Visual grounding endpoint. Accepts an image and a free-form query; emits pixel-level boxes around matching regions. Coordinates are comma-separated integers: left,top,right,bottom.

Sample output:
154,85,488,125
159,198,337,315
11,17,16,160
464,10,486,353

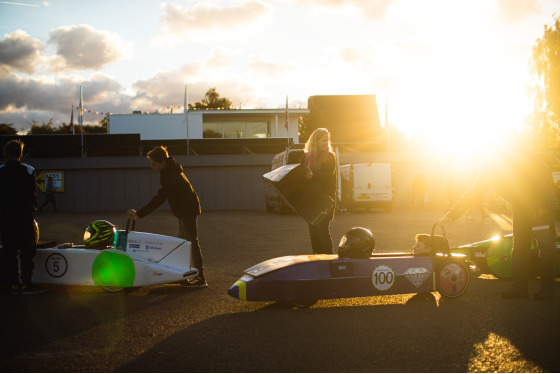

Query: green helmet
84,220,115,249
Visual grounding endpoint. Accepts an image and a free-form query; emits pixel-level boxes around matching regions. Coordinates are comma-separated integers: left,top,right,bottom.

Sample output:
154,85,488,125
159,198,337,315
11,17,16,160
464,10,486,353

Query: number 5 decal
45,253,68,278
372,265,395,291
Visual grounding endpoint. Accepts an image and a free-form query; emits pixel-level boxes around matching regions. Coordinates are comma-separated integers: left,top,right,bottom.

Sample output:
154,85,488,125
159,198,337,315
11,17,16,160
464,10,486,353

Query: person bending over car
438,139,556,300
127,146,207,287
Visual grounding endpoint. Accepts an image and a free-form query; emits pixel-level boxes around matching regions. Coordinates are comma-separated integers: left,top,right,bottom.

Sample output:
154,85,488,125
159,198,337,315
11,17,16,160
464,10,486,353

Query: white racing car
27,218,198,292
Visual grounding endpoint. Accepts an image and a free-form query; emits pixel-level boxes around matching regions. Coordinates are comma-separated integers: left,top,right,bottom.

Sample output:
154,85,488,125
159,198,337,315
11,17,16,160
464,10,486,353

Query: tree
190,88,232,110
55,123,73,134
27,119,55,134
529,14,560,148
0,123,17,135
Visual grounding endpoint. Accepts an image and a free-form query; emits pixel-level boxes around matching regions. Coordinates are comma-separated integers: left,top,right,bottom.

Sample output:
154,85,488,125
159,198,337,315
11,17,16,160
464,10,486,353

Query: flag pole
184,85,189,156
285,95,289,132
79,85,84,157
385,96,390,153
70,104,74,135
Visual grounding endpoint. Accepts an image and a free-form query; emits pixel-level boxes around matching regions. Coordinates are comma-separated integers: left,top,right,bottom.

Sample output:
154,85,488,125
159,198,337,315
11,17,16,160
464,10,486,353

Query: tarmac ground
1,206,559,372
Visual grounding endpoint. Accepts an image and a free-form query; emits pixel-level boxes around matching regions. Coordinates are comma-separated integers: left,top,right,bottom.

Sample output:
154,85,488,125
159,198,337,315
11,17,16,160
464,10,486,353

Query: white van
340,163,393,212
265,148,305,213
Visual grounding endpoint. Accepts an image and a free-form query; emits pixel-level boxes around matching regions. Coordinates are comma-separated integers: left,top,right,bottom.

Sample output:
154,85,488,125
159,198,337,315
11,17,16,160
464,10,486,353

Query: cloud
294,0,393,20
160,1,272,37
0,30,43,74
47,24,132,71
249,55,292,77
130,49,260,110
0,72,131,130
494,0,541,24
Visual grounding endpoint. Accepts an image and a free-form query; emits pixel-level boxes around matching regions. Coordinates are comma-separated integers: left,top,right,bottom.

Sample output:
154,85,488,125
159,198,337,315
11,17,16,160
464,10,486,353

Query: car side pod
228,253,470,307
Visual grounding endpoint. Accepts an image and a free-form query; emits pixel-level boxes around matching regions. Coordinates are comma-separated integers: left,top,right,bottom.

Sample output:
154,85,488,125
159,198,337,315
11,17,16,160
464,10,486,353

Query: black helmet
338,227,375,259
84,220,115,249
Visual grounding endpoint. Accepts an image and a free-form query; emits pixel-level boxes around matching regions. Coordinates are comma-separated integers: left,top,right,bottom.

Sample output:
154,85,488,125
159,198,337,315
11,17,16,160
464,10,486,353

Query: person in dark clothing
39,176,58,212
439,144,556,300
127,146,206,287
0,140,43,294
302,128,337,254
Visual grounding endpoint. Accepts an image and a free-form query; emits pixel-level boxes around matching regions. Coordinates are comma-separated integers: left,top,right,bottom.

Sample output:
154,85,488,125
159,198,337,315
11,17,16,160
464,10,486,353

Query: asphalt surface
1,207,559,372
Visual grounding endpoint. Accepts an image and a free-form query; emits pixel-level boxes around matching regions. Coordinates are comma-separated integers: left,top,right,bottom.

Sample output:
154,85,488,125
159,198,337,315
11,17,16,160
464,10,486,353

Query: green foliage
56,123,73,134
190,88,232,110
28,119,55,134
298,115,312,144
0,123,17,135
26,115,108,135
529,14,560,148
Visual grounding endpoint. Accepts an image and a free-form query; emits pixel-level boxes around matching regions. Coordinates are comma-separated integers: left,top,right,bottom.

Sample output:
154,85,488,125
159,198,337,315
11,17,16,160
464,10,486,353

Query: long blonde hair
304,128,334,169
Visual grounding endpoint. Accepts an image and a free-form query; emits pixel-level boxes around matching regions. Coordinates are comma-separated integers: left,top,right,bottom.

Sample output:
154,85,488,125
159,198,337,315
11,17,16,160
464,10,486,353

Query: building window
203,122,269,138
247,122,268,138
224,122,245,138
203,123,222,138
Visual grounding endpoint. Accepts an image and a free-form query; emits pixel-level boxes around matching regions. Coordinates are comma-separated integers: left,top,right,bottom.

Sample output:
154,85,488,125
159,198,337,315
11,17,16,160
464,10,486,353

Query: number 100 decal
372,265,395,291
45,253,68,278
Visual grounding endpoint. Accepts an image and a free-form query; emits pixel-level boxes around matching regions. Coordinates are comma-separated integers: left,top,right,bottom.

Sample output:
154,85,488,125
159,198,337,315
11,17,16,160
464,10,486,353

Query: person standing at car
0,140,43,294
127,146,206,287
438,141,556,300
302,128,337,254
39,176,58,212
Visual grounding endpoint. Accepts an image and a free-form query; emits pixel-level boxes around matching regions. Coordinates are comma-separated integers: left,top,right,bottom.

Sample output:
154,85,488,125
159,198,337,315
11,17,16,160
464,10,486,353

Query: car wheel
436,259,469,298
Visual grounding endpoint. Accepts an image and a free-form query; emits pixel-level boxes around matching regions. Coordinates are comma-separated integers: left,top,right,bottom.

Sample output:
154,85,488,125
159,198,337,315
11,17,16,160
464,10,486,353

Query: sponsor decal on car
371,265,395,291
145,241,163,251
404,267,430,288
45,253,68,278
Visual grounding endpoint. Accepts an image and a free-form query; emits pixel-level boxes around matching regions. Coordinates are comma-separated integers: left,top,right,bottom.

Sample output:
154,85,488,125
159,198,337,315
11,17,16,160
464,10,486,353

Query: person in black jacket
302,128,337,254
439,143,556,300
127,146,206,287
0,140,43,294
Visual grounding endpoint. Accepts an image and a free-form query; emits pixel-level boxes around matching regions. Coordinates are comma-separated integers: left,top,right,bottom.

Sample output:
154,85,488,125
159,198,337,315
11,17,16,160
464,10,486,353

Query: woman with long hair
302,128,337,254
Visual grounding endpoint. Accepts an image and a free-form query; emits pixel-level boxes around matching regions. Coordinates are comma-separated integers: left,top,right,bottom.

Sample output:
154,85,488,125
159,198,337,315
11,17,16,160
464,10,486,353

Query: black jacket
302,152,337,220
302,152,337,200
136,157,201,219
0,160,37,220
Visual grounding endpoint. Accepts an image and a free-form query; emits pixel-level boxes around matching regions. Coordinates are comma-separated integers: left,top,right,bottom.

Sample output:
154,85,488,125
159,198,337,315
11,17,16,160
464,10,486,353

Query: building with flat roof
109,108,308,143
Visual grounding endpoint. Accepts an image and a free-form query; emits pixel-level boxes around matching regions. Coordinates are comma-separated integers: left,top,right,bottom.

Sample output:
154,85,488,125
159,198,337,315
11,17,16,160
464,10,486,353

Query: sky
0,0,559,151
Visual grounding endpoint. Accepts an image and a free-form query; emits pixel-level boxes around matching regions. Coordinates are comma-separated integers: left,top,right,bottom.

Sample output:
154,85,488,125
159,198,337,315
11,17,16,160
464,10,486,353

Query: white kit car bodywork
30,230,198,291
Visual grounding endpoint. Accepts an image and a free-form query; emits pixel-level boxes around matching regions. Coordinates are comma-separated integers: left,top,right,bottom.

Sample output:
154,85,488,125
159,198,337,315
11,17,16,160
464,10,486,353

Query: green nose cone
92,251,135,287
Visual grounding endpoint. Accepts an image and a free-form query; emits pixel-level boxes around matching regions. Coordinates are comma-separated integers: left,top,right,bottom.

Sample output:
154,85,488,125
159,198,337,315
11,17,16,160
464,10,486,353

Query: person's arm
134,187,168,218
29,169,38,212
444,167,489,221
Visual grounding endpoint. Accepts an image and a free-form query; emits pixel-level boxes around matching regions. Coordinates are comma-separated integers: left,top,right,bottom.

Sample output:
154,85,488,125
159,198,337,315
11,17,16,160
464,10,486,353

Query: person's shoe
10,284,21,295
533,288,554,300
184,276,208,288
501,287,529,299
19,283,45,295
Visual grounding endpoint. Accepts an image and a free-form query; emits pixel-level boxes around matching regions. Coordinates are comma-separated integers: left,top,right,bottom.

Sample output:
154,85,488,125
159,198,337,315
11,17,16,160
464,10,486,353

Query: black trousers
1,214,37,285
511,205,556,290
307,215,333,254
178,216,205,278
39,192,57,212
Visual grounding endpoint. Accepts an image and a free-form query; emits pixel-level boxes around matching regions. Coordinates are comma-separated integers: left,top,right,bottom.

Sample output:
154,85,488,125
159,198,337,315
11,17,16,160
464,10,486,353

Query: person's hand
126,209,137,218
438,216,452,228
304,167,313,181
